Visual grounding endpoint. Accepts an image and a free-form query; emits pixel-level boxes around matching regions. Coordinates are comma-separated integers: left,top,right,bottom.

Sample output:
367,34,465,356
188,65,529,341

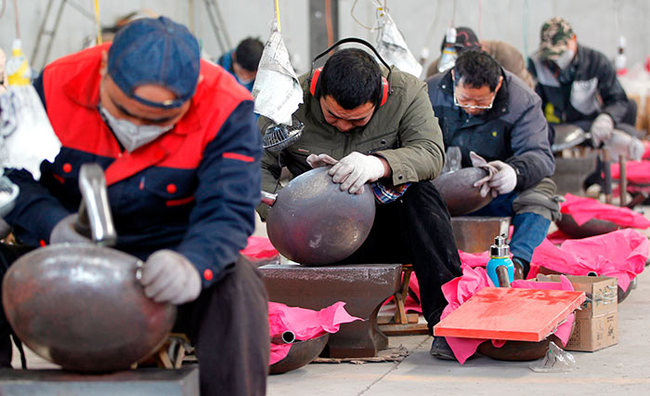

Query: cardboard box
565,311,618,352
538,275,617,318
536,274,618,351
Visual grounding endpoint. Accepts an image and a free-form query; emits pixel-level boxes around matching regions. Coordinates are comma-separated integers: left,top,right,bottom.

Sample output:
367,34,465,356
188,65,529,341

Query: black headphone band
308,37,393,95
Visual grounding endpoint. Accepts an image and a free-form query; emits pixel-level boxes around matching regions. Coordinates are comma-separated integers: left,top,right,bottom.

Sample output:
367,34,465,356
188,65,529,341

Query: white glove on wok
306,153,339,168
590,113,614,147
470,151,498,198
328,152,386,194
49,214,91,244
487,161,517,197
140,249,202,305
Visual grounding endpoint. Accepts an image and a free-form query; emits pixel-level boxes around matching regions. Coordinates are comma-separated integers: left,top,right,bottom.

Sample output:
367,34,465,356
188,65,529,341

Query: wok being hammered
2,164,176,372
263,167,376,266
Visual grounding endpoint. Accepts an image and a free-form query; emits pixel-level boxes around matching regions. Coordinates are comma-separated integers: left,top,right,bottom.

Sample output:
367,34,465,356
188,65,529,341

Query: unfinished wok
432,167,493,216
265,167,376,265
2,244,177,372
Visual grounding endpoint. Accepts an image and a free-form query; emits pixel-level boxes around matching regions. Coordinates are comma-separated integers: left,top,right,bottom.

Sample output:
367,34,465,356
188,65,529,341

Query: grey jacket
426,68,554,191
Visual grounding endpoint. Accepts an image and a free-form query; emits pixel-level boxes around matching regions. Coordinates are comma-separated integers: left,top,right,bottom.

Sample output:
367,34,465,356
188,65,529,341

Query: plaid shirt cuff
371,181,411,204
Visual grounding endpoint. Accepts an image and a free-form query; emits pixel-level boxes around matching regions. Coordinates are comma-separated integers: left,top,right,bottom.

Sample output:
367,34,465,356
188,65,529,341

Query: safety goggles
453,90,496,110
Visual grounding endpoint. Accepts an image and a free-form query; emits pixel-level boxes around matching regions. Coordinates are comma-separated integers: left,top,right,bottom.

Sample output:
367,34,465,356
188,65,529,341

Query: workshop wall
1,0,648,78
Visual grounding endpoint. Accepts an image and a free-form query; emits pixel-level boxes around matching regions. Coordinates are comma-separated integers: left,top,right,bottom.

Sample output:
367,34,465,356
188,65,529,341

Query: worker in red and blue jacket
0,17,268,396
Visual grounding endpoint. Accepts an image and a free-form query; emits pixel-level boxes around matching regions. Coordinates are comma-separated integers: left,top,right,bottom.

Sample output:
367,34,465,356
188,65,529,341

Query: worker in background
426,26,535,90
217,37,264,92
1,16,267,395
426,50,560,328
258,46,462,360
528,17,644,190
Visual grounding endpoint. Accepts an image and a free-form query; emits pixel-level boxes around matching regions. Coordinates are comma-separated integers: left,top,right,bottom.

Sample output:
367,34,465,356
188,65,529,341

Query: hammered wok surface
478,334,564,361
555,213,620,239
266,167,376,266
270,333,330,374
2,244,177,372
432,167,493,216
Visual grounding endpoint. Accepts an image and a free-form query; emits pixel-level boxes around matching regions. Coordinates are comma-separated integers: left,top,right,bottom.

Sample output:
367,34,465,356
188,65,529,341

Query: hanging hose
93,0,102,45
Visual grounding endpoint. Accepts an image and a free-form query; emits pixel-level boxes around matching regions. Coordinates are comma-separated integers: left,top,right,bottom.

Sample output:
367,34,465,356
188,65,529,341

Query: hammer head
75,163,117,247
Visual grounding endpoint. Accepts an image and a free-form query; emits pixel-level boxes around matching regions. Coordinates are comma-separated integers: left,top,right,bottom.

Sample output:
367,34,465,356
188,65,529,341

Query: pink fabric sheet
530,228,648,292
439,264,576,364
610,160,650,185
241,236,279,261
268,301,362,365
560,193,650,228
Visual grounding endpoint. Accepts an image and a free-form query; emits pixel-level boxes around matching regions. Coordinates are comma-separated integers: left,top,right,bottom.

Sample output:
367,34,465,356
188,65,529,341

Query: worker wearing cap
528,17,643,188
1,16,267,395
425,26,535,90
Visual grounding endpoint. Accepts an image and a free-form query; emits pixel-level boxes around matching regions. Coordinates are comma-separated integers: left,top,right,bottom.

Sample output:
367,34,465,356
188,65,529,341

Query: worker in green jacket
258,46,462,359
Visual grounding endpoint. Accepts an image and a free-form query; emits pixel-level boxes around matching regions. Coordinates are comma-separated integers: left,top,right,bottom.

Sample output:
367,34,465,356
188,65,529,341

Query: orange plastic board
433,287,585,342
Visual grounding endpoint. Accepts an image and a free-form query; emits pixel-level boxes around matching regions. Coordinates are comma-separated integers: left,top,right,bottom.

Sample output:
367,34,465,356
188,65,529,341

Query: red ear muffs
310,67,389,107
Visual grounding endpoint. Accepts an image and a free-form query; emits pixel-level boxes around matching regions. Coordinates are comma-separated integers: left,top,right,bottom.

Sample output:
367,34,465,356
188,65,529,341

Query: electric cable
93,0,102,45
12,0,19,39
274,0,281,32
325,0,334,47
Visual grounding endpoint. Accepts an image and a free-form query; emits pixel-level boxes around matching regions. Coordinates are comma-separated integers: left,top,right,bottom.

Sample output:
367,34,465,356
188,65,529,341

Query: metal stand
31,0,96,70
201,0,232,54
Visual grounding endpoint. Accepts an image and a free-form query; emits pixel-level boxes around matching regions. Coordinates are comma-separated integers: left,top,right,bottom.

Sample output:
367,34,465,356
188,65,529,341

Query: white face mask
554,48,575,70
99,104,174,152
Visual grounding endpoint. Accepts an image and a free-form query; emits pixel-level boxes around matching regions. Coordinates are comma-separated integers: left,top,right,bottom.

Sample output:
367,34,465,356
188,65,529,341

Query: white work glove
590,113,614,147
487,161,517,197
139,249,202,305
49,214,91,244
328,152,386,194
306,153,339,168
604,130,645,162
470,151,498,198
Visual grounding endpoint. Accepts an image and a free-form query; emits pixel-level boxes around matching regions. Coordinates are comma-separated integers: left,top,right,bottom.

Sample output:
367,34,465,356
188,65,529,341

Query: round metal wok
1,164,176,372
2,245,176,372
263,167,376,266
555,213,620,239
432,167,493,216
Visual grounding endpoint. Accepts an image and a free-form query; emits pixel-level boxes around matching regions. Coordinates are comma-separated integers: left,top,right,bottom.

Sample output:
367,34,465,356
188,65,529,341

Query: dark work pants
337,181,462,332
0,245,269,396
175,255,269,396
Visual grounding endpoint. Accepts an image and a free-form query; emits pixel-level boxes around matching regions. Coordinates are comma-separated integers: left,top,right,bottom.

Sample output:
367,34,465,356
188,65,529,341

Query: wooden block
433,287,585,342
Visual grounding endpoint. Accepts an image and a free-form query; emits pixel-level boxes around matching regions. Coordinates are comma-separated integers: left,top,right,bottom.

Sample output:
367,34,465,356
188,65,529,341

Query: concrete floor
267,268,650,396
11,211,650,395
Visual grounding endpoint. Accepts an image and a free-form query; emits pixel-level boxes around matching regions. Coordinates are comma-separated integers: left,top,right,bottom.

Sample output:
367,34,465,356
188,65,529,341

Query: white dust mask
99,104,174,152
554,48,575,70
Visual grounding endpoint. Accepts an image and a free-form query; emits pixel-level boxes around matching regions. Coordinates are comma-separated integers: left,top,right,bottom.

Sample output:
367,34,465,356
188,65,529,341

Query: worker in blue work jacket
0,16,268,396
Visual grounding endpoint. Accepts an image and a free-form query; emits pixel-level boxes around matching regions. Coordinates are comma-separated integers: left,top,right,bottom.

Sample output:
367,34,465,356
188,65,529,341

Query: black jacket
426,69,554,191
527,44,629,126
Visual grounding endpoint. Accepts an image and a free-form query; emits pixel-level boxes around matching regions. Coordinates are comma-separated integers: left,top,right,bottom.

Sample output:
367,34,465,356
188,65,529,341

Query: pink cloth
530,229,649,291
611,160,650,184
268,301,362,365
458,250,491,268
439,265,576,364
546,229,571,244
241,236,279,261
560,193,650,228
